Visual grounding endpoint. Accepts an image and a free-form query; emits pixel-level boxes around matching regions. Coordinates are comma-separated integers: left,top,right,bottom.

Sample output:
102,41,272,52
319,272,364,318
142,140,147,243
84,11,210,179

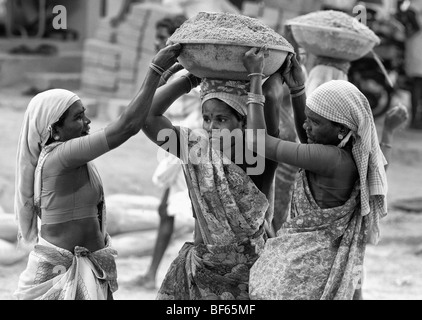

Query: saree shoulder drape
249,169,368,300
156,127,268,300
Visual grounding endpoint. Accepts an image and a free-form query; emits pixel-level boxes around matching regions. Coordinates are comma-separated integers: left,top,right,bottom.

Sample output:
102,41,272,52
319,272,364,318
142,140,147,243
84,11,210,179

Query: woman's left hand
243,45,268,74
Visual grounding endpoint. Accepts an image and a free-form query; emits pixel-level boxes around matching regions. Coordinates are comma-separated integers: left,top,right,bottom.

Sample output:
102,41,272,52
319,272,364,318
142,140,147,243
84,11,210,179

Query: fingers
246,46,268,57
281,56,292,75
291,53,301,67
169,62,184,72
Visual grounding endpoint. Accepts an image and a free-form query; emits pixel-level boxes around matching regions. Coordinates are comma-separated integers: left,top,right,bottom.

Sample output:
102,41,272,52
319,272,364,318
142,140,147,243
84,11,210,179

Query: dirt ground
0,89,421,300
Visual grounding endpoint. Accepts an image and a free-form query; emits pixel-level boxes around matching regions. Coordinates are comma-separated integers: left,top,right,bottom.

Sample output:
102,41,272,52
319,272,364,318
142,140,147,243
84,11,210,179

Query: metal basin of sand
167,12,294,80
285,10,380,62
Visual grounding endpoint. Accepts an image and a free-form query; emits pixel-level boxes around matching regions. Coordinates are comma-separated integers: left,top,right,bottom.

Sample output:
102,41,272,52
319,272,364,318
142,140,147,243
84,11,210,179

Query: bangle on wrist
248,73,265,78
181,75,193,93
149,63,166,76
160,69,173,84
290,88,305,98
247,92,266,104
289,84,305,93
246,101,264,107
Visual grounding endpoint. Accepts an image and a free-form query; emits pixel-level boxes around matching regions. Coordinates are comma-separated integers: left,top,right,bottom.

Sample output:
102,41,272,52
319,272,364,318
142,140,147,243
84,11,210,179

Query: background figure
402,0,422,128
134,14,202,290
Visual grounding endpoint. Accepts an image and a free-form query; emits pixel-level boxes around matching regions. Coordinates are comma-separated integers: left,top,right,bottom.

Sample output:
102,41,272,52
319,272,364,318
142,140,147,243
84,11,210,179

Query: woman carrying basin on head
243,49,389,300
142,45,282,299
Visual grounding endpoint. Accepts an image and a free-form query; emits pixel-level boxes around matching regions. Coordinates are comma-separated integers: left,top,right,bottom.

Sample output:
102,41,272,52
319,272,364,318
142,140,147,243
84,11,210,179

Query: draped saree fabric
249,170,367,300
156,127,268,300
13,235,117,300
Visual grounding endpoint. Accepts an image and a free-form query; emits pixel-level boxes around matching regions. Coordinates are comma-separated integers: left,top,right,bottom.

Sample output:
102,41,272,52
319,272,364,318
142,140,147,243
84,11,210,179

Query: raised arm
243,46,270,153
243,48,343,175
279,53,307,143
142,72,201,151
104,43,181,150
244,49,306,157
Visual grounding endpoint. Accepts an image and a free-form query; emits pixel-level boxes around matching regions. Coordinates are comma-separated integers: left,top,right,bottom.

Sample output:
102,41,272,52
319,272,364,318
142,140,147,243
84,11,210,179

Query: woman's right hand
279,53,306,89
152,43,182,71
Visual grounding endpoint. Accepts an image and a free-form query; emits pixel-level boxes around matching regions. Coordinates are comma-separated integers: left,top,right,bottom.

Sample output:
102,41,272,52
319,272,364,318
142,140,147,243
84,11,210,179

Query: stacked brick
115,2,182,99
80,38,121,98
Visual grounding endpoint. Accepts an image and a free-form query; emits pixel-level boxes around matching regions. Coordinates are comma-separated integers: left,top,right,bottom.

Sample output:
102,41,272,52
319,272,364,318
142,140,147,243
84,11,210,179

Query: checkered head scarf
200,78,249,116
307,80,388,244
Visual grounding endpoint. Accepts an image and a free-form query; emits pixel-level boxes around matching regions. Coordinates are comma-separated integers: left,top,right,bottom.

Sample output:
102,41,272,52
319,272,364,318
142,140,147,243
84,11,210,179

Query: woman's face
55,100,91,142
303,106,341,145
202,99,245,151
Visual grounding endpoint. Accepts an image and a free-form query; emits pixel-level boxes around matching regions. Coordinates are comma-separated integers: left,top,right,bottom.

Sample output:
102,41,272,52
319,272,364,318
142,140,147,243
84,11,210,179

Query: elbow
121,118,145,138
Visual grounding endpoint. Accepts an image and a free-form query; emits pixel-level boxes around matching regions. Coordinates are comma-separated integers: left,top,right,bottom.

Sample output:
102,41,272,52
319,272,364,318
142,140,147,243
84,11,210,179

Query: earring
338,133,344,140
53,135,60,141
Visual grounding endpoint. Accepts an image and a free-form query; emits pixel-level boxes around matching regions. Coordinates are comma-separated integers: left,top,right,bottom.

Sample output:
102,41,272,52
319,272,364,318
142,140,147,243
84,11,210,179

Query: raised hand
243,45,268,75
152,43,182,71
279,53,306,89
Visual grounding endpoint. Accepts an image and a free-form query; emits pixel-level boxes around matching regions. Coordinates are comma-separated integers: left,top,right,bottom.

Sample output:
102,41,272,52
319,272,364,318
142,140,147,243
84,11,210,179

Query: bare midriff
40,217,105,253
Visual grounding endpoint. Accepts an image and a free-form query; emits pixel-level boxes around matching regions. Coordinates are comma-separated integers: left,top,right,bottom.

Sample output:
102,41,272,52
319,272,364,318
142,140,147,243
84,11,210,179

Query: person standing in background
400,0,422,129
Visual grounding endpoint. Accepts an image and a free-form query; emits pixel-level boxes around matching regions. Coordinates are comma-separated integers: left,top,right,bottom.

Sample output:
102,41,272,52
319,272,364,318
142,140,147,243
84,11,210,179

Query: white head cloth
307,80,388,244
14,89,80,245
305,64,348,96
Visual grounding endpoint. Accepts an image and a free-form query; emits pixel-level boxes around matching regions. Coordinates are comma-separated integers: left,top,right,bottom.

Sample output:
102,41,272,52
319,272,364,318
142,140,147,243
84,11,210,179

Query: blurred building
0,0,323,119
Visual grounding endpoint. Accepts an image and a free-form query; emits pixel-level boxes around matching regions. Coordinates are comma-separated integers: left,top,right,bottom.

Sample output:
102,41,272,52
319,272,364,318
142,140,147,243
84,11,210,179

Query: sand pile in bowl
287,10,379,43
168,12,294,51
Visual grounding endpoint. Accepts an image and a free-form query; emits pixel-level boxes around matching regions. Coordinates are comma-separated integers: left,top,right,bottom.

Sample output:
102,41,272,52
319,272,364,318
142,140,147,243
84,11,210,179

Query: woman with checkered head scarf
142,52,282,299
244,50,388,300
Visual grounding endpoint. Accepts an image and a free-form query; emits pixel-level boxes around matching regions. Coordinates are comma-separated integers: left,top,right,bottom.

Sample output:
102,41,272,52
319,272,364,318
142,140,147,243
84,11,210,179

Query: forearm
262,74,283,136
291,92,307,143
246,74,267,152
104,67,162,150
142,76,191,149
150,76,192,117
117,68,161,134
247,74,265,130
380,127,394,171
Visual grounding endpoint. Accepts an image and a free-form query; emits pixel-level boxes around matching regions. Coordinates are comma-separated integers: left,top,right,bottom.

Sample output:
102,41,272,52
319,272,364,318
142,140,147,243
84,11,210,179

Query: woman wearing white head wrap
15,89,80,245
244,49,388,300
13,43,182,300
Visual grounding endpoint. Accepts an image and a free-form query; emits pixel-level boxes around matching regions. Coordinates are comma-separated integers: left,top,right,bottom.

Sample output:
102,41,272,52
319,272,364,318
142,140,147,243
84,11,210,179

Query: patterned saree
249,169,368,300
156,128,269,300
